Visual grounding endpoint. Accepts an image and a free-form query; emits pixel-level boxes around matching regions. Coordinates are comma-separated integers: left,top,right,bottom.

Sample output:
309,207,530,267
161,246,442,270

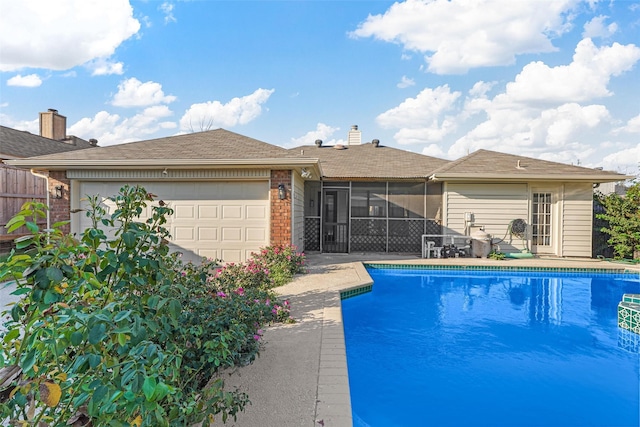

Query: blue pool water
342,268,640,427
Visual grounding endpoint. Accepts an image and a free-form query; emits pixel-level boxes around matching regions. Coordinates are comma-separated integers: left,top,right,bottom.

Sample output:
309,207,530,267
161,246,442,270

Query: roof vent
372,139,380,147
334,144,346,150
315,139,322,147
516,160,526,170
48,108,58,113
89,138,98,147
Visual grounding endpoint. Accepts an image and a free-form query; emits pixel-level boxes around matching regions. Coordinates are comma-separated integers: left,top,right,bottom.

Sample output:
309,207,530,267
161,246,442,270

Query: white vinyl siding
75,181,269,264
561,183,593,257
445,183,529,252
292,172,305,251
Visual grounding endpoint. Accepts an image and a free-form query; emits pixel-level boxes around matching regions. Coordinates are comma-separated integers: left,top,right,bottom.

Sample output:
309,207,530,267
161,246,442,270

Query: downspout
30,169,50,230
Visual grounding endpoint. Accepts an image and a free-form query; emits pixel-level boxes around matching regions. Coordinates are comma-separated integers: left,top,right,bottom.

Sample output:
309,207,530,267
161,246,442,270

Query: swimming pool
342,267,640,427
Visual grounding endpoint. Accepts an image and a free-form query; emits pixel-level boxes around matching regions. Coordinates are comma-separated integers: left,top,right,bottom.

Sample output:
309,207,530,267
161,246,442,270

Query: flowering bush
251,244,305,288
0,186,297,427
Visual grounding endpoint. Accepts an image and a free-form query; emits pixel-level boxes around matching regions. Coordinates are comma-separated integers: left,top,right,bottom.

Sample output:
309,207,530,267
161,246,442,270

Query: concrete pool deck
224,254,639,427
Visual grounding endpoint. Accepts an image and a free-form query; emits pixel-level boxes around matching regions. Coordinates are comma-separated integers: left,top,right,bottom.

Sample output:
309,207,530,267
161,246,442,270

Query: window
532,192,552,246
351,183,386,217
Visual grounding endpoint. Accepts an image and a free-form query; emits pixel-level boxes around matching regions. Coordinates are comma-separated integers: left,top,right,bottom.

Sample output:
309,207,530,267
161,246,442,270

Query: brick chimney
39,109,67,140
347,125,361,145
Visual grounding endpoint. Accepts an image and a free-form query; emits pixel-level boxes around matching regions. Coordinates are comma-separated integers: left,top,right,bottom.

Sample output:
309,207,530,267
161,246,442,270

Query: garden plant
0,185,304,426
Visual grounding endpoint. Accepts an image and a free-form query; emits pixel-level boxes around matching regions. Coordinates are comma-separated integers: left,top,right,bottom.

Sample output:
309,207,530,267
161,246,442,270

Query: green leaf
142,376,157,401
3,328,20,343
114,310,132,322
5,215,25,230
168,299,182,319
147,295,160,309
88,323,107,345
45,267,64,282
21,349,37,374
70,331,84,346
43,289,58,304
88,354,102,368
25,221,39,233
92,384,109,406
122,231,137,248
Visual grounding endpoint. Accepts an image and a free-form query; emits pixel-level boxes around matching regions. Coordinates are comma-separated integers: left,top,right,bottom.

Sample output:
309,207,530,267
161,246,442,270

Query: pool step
618,294,640,335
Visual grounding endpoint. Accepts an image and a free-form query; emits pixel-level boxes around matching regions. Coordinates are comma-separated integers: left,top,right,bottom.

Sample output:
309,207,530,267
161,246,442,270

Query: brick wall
270,170,292,246
48,170,71,234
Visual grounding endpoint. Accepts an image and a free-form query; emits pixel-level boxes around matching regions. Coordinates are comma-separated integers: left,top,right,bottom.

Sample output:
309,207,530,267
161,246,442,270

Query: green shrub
0,185,296,426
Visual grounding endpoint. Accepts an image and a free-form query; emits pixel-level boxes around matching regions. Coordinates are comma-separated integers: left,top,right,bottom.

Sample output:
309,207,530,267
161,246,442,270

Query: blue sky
1,0,639,176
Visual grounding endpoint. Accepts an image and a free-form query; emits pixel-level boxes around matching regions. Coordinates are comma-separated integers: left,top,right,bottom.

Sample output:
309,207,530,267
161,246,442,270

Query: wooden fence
0,164,47,237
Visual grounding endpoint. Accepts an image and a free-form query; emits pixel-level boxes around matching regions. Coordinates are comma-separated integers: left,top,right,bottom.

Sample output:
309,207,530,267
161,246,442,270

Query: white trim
68,169,270,180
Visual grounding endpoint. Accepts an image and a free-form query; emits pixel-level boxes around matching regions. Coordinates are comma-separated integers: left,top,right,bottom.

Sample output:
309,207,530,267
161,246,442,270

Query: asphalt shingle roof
16,129,290,161
430,149,625,180
288,143,450,179
0,125,95,159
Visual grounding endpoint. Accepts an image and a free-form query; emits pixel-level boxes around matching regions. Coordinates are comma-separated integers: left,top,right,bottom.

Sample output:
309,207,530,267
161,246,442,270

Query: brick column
48,170,71,234
270,170,292,246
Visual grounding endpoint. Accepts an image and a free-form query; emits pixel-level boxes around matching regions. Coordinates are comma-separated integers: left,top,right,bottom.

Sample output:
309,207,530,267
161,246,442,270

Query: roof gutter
6,157,321,170
428,173,631,183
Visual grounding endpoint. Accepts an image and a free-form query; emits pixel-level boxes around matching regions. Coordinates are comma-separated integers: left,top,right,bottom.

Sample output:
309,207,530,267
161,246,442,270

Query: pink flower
253,334,261,341
265,298,271,306
216,291,227,298
284,300,290,306
235,287,245,296
272,309,277,314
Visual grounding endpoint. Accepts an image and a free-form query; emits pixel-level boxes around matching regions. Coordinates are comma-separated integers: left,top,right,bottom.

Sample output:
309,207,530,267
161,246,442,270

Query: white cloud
0,115,38,134
111,78,177,107
613,114,640,134
421,143,446,158
68,106,177,146
600,145,640,175
179,88,275,131
160,2,177,24
376,85,461,143
290,123,342,147
350,0,579,74
502,38,640,104
397,76,415,88
582,15,617,39
87,58,124,76
0,0,140,71
7,74,42,87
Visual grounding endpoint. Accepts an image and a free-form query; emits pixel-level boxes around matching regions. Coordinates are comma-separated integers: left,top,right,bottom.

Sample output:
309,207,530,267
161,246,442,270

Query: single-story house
0,109,96,241
5,125,628,262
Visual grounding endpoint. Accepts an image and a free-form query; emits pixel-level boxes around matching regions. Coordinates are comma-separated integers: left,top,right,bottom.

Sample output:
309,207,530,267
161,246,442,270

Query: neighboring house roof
6,129,320,172
0,125,95,160
288,142,450,179
430,149,629,183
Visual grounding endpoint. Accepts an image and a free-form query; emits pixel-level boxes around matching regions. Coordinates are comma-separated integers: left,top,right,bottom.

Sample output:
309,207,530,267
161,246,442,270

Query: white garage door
77,181,270,263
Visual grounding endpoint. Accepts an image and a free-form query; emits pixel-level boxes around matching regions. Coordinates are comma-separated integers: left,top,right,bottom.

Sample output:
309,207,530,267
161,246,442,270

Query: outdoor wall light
278,183,286,200
54,185,63,199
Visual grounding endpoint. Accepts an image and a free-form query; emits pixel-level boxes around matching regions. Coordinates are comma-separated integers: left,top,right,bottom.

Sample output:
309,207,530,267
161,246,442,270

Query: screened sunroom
303,180,443,253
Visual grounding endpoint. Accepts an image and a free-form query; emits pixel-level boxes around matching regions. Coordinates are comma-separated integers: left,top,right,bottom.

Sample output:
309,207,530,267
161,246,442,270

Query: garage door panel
246,227,266,242
174,205,195,219
222,205,242,219
198,205,218,219
246,205,267,220
78,181,269,263
198,227,218,241
222,227,242,241
174,227,195,241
